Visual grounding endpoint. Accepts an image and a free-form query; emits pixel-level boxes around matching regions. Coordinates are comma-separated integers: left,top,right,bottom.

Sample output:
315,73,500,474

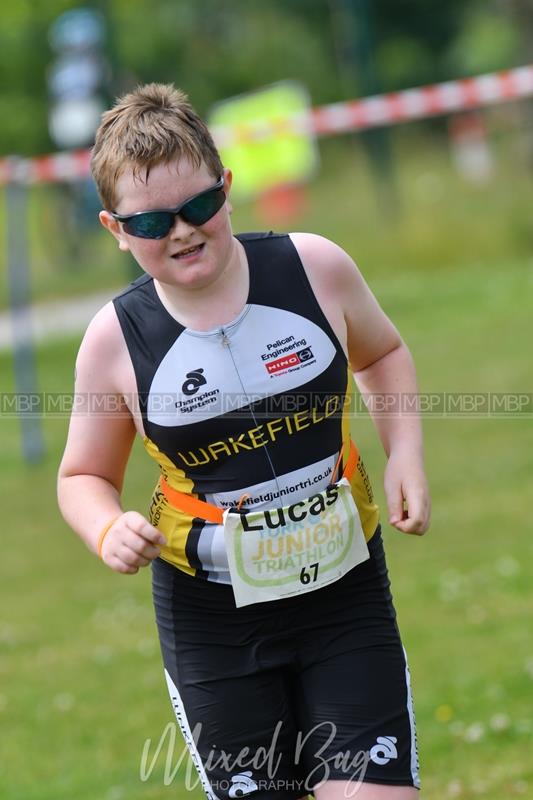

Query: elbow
352,337,407,376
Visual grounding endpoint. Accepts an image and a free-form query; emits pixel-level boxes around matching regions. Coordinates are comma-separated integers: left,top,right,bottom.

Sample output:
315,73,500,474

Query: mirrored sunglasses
111,176,225,239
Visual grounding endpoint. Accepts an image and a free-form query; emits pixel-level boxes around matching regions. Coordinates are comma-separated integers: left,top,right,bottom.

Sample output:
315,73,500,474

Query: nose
168,213,196,239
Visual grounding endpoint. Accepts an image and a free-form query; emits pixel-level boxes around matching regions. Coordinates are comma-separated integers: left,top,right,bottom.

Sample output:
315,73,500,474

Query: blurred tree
500,0,533,169
0,1,57,155
445,0,520,76
359,0,468,91
0,0,525,157
109,0,341,110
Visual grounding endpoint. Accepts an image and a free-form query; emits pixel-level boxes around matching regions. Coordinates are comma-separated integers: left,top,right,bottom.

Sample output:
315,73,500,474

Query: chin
165,264,221,289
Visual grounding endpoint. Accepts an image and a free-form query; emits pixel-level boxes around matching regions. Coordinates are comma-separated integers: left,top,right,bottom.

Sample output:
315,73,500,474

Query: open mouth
172,243,205,259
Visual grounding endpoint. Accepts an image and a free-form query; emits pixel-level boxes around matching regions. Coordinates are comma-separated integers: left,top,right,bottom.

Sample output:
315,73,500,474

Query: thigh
295,643,419,790
291,534,420,792
152,558,308,800
163,662,308,800
315,781,418,799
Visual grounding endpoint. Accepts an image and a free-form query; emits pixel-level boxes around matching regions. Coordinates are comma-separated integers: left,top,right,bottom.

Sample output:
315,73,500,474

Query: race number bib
223,478,370,607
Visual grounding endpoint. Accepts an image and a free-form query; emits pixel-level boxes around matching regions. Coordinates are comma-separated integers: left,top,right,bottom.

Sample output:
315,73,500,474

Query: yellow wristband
97,516,120,559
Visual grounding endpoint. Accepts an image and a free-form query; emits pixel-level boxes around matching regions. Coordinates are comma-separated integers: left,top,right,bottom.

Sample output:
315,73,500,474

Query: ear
99,210,131,252
222,167,233,214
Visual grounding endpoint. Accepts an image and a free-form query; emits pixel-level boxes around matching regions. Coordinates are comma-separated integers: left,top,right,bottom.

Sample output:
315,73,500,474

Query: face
99,157,235,291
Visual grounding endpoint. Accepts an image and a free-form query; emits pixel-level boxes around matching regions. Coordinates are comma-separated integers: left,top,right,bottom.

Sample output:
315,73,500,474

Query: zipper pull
220,329,230,347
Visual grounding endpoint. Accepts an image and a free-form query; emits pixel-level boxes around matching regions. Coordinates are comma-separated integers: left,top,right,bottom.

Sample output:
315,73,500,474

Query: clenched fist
100,511,167,574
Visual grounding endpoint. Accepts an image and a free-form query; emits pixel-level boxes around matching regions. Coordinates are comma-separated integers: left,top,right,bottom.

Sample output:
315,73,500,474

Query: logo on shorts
369,735,398,765
182,368,207,395
228,771,258,797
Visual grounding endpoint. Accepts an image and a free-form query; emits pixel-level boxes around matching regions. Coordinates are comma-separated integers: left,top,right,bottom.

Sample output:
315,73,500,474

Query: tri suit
113,232,420,798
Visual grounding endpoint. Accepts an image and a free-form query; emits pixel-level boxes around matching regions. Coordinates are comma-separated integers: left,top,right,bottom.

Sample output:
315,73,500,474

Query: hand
384,450,431,535
100,511,167,574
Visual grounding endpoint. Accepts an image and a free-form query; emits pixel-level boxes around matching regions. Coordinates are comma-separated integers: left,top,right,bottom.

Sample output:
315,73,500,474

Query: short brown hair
91,83,223,210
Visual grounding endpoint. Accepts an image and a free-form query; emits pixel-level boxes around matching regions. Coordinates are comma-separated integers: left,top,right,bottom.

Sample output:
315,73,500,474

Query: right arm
57,303,166,574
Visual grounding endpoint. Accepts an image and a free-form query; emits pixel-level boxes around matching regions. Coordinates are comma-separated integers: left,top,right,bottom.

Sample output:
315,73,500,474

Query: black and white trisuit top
113,232,379,583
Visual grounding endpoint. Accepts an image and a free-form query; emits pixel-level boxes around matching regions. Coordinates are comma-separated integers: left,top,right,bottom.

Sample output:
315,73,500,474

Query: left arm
354,344,430,534
291,232,430,535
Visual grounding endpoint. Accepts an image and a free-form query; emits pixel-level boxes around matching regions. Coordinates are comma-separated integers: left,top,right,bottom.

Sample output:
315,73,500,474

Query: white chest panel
147,304,336,427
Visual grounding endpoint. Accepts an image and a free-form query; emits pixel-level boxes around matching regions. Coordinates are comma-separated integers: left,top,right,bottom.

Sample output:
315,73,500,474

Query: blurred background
1,2,532,799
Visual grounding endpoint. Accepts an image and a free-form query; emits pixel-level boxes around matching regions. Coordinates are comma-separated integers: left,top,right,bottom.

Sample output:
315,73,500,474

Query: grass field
1,136,532,799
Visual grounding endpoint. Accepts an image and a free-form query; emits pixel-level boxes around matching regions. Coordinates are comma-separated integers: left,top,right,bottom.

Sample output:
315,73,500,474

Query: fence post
6,173,46,463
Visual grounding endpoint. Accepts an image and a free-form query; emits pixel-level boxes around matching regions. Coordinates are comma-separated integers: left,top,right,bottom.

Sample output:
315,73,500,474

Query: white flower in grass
439,569,465,602
524,657,533,679
495,555,520,577
106,787,125,800
463,722,485,743
489,712,510,732
447,778,463,797
53,692,74,712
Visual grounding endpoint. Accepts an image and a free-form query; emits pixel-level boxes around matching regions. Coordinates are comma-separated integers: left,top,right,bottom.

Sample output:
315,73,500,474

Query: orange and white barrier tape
0,149,91,186
2,64,533,185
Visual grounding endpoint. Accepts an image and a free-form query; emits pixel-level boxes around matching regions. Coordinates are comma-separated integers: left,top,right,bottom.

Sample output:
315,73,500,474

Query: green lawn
1,133,533,798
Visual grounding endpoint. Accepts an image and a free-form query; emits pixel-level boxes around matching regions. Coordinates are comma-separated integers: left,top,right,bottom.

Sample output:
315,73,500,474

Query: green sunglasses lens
123,212,175,239
179,188,226,226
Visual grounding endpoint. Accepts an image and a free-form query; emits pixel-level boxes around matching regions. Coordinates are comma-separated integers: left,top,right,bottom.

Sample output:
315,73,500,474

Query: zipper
219,326,282,500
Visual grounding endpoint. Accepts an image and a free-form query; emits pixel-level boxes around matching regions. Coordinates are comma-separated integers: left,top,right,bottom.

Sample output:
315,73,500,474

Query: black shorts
151,527,420,800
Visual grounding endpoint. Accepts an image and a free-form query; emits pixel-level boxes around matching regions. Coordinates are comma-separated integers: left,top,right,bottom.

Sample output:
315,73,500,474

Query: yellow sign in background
208,81,319,199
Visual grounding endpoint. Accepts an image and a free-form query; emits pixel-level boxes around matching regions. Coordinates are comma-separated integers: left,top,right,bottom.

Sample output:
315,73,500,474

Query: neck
154,237,248,329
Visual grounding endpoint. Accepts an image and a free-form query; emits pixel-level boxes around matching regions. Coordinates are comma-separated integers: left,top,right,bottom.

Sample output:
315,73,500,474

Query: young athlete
58,83,430,800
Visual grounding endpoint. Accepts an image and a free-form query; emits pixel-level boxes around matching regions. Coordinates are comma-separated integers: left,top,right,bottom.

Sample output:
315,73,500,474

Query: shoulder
79,300,124,353
288,232,365,299
75,301,127,391
288,232,401,367
289,231,360,277
289,231,347,260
